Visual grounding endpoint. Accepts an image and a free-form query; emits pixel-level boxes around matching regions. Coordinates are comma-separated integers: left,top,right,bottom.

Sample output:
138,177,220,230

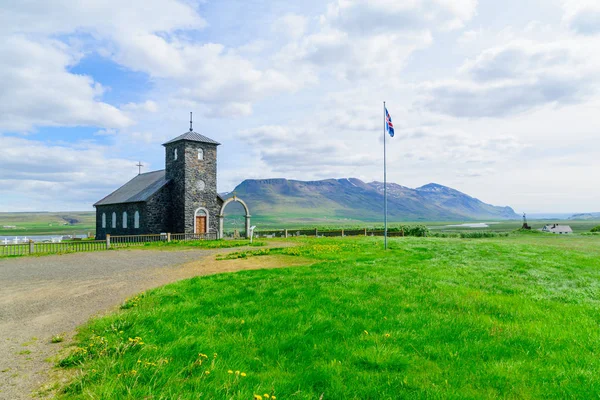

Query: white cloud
0,36,132,133
273,14,308,39
324,0,477,34
563,0,600,35
0,135,141,211
0,0,300,128
122,101,159,113
420,39,600,117
457,29,480,44
0,0,205,37
274,0,477,83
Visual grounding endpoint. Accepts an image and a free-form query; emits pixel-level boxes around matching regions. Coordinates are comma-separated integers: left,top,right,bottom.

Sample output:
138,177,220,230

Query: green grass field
2,211,599,237
0,212,95,236
57,234,600,399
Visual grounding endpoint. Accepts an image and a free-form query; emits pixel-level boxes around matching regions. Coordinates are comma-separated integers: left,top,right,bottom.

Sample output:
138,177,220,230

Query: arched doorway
218,196,250,239
194,207,209,234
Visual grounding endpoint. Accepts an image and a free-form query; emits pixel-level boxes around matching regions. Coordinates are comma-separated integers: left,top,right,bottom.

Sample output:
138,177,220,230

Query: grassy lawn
136,239,266,251
57,235,600,399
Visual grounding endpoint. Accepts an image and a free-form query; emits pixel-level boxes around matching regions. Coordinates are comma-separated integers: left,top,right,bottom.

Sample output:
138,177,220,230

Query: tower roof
163,131,221,146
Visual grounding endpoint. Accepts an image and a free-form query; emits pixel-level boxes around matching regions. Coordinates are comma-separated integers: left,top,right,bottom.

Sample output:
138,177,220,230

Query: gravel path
0,245,305,399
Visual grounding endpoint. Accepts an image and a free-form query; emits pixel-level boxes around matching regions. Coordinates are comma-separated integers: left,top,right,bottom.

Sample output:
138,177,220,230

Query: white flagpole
383,101,388,250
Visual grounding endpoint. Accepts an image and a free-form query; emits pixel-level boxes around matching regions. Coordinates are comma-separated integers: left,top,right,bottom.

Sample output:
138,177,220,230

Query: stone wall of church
144,183,172,233
164,141,186,233
95,203,145,240
94,185,171,239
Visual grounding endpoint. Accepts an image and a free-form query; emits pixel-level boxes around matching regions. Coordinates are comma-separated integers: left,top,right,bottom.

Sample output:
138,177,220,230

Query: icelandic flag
385,107,394,137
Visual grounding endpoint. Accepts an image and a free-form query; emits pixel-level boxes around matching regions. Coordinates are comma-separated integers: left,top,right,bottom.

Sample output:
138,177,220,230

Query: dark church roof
163,131,221,146
94,170,169,206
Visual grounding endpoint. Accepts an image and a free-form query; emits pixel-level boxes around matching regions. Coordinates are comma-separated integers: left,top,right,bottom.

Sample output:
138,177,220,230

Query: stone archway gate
218,196,251,239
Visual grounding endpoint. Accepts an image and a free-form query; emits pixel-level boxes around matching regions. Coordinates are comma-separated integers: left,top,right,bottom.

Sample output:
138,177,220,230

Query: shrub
591,225,600,233
428,232,460,238
459,231,509,239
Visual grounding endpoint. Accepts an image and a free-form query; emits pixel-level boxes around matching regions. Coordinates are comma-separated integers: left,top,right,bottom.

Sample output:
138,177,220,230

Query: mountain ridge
224,178,519,221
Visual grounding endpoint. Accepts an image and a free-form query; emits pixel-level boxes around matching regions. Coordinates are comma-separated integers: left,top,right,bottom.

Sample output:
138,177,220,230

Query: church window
198,149,203,160
112,212,116,228
123,212,128,228
102,213,106,228
197,180,205,191
134,211,140,229
174,148,178,160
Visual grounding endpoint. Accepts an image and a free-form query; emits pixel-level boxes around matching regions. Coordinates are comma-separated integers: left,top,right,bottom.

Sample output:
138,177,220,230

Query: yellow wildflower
253,396,263,400
385,333,391,338
272,397,276,400
364,330,369,335
264,394,270,398
205,370,210,375
241,372,247,377
213,353,218,358
228,370,233,374
235,370,240,375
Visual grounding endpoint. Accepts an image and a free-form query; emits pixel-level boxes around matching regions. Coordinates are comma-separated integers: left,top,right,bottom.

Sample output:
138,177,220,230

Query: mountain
225,178,519,221
568,212,600,220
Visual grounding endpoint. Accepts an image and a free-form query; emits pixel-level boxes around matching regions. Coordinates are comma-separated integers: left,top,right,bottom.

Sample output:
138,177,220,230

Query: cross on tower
136,161,143,175
190,111,193,132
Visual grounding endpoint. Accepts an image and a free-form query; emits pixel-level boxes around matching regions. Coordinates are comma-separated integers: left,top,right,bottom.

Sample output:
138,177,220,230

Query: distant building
94,122,250,240
541,224,573,234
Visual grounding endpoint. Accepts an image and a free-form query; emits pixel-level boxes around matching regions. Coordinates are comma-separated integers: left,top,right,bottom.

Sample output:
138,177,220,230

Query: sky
1,0,599,213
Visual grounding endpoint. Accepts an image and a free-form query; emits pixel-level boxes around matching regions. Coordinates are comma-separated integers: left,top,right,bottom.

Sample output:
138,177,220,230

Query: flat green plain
57,234,600,399
2,211,598,236
0,212,95,236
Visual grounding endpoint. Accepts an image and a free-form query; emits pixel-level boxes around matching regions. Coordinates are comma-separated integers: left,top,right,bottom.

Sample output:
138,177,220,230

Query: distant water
0,234,88,244
441,223,500,229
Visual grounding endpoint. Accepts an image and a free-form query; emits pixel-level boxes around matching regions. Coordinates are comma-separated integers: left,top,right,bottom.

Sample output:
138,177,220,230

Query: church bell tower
163,113,221,234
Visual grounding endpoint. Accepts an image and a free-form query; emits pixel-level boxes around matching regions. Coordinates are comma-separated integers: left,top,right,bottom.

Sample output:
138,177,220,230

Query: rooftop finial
190,112,193,132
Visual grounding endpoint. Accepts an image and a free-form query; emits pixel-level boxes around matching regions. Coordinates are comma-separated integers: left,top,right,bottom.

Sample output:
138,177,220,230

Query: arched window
174,148,178,160
198,148,203,160
101,213,106,228
134,211,140,229
112,212,116,228
123,212,128,228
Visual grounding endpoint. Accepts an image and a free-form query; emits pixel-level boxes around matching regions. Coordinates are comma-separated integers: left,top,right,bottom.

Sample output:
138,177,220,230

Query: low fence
0,232,217,257
0,240,107,257
254,228,414,238
0,228,412,257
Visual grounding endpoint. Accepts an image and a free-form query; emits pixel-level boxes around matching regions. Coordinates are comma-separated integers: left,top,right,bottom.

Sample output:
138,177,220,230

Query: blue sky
1,0,599,213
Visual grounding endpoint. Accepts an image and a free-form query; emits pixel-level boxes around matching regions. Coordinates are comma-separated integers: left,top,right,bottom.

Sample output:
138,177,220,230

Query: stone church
94,125,249,240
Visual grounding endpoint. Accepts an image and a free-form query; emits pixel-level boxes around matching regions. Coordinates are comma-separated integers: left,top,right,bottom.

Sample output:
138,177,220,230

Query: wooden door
196,216,206,234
